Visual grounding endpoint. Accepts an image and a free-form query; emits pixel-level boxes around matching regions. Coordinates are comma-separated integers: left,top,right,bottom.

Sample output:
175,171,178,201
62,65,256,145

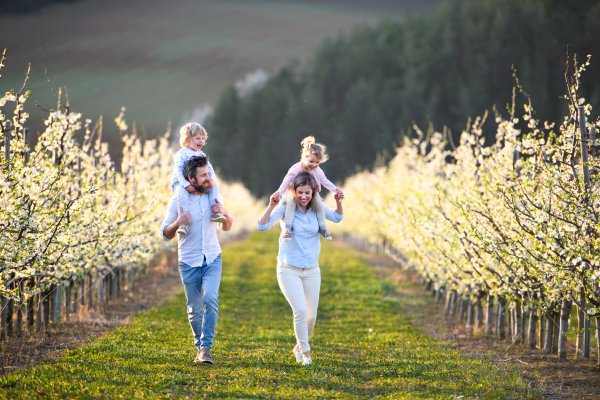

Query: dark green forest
206,0,600,198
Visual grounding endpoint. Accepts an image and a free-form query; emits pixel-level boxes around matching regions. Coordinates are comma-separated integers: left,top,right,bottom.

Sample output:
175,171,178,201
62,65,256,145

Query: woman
257,172,344,365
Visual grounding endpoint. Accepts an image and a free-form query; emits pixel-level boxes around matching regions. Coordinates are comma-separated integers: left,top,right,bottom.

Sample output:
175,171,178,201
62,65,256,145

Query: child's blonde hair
180,123,207,148
300,136,328,163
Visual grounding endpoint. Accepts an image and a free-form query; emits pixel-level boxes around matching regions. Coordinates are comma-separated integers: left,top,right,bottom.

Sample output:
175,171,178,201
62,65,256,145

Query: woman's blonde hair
180,122,207,148
290,172,318,211
300,136,329,163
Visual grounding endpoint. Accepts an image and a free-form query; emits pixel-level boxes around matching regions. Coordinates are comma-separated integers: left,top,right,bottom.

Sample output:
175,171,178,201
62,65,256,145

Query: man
160,155,233,364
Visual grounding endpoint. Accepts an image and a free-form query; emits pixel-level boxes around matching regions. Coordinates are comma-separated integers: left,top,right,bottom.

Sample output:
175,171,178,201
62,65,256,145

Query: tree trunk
513,305,522,344
485,294,494,335
528,306,538,349
497,297,506,340
6,296,13,336
466,301,474,331
507,307,513,341
476,297,484,331
448,291,456,316
543,306,555,354
552,309,560,354
521,304,526,343
434,288,442,304
576,289,585,359
596,316,600,366
16,281,24,335
458,296,465,321
558,299,573,359
0,296,6,341
539,313,546,350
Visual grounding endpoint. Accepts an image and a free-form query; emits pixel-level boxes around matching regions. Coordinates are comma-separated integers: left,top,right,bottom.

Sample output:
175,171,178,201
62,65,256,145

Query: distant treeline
206,0,600,198
0,0,78,14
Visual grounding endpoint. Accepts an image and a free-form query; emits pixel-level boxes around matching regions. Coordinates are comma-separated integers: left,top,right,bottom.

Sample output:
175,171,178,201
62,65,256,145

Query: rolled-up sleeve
324,203,345,223
257,204,286,231
159,197,178,241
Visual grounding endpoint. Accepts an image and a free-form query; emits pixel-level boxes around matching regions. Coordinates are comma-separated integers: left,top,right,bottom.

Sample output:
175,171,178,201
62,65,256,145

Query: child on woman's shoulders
172,123,226,235
274,136,344,242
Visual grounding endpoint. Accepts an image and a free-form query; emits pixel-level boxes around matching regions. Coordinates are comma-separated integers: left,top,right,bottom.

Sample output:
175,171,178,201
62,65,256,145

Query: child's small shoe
283,229,293,242
210,213,227,223
318,228,332,241
176,225,188,235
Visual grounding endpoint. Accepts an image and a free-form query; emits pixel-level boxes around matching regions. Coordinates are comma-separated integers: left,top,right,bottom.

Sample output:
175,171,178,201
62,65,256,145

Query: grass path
0,231,534,399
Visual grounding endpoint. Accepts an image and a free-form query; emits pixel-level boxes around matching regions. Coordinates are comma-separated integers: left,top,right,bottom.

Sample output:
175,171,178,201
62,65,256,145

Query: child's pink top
277,162,337,194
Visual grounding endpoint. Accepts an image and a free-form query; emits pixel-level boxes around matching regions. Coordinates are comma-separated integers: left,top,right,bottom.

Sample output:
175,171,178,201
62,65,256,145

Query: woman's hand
259,192,281,225
335,188,345,200
334,192,344,215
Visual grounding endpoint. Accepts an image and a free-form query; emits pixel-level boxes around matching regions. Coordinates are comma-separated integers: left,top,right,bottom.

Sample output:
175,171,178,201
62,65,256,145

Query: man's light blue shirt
257,203,344,269
159,193,223,267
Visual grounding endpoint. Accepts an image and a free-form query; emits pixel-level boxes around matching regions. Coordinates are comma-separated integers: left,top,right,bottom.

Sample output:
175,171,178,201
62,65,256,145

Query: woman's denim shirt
257,203,344,269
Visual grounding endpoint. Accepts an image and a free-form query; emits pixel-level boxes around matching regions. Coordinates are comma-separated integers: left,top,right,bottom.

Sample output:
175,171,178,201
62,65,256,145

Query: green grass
0,231,536,399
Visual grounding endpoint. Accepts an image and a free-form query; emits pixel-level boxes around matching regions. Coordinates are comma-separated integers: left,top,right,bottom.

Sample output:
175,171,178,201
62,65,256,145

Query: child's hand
270,192,281,206
185,185,196,194
334,192,344,203
335,188,345,200
207,179,215,188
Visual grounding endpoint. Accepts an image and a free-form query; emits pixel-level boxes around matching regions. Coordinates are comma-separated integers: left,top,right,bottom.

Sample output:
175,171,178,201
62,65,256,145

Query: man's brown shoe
194,348,214,364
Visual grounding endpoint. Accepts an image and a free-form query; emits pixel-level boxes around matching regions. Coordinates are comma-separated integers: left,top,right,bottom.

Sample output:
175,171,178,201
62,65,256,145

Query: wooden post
584,315,591,359
3,120,12,162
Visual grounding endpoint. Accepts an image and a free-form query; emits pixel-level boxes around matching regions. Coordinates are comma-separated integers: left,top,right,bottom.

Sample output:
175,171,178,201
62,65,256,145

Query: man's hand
211,198,227,215
163,207,191,240
211,199,233,231
185,185,196,194
176,207,191,226
270,192,282,205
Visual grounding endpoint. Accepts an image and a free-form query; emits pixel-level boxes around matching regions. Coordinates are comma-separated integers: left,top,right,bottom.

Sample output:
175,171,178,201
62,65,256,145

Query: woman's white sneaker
302,357,312,366
292,345,303,363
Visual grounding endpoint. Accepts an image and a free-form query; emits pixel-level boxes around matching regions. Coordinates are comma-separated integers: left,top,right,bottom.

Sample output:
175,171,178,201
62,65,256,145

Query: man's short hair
183,155,209,181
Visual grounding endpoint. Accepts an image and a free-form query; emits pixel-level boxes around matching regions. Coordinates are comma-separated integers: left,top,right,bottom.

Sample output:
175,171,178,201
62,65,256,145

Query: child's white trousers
276,264,321,353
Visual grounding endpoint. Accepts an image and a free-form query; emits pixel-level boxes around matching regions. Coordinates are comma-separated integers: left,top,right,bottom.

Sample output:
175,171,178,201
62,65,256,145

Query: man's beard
193,182,210,194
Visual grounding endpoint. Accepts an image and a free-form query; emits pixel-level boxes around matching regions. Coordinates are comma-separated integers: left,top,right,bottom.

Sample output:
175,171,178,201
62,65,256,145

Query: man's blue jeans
178,254,222,350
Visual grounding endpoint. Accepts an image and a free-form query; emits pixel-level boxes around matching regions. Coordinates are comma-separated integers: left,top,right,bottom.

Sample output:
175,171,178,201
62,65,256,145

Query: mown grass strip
0,230,535,399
